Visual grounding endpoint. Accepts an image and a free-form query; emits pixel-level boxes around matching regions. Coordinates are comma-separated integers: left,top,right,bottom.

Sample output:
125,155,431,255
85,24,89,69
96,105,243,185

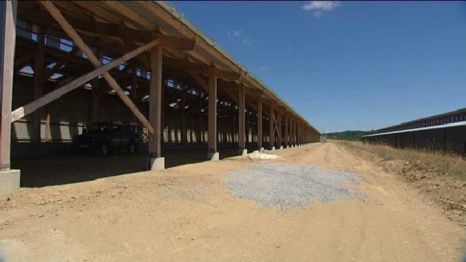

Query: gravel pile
224,163,362,210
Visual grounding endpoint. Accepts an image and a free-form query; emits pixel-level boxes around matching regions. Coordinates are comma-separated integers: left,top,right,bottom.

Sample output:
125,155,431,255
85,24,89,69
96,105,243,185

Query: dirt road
1,142,465,261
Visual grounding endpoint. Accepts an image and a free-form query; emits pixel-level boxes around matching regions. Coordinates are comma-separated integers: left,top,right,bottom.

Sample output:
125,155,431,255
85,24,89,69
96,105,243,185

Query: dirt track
1,142,465,261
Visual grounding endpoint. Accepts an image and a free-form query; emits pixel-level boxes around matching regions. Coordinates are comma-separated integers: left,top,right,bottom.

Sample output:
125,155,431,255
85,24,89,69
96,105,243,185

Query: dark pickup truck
73,121,140,156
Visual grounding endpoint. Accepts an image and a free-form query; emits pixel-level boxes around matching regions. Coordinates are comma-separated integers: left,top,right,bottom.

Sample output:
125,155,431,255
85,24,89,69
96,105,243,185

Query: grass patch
339,141,466,181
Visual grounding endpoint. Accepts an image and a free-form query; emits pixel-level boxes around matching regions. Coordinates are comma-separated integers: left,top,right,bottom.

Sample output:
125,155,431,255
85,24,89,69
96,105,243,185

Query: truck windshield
89,123,109,131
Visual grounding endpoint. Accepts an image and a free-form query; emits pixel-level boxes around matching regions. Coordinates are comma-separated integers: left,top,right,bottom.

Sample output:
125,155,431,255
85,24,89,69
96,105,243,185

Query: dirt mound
385,159,466,227
1,143,464,261
341,141,466,228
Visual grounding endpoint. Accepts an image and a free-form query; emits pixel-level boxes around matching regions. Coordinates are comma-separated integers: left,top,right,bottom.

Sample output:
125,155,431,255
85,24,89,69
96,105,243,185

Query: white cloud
302,1,340,17
242,38,253,46
228,29,243,37
227,29,253,46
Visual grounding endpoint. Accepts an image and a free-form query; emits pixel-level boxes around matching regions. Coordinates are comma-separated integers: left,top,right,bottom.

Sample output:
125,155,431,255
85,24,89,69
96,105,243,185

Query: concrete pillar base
0,169,20,200
259,147,264,152
241,149,248,157
148,157,165,170
271,146,275,151
279,146,284,149
208,152,219,161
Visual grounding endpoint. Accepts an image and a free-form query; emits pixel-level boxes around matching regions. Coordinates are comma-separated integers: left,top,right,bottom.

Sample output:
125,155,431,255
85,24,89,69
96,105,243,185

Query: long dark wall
445,126,466,154
415,129,445,151
365,126,466,155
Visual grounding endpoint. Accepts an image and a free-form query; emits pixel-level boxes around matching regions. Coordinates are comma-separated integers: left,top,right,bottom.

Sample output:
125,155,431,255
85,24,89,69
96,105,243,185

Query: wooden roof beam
144,2,244,74
160,35,195,51
70,2,130,25
221,82,259,113
11,39,160,122
19,7,153,44
40,1,157,135
103,1,156,31
164,57,240,82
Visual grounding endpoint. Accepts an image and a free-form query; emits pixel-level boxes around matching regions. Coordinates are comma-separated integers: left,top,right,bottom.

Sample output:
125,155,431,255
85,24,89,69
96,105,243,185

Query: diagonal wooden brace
11,39,159,123
40,1,156,135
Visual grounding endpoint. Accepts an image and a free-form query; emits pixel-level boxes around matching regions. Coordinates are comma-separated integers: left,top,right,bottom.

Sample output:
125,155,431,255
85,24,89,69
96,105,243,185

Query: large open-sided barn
363,108,466,154
0,1,320,197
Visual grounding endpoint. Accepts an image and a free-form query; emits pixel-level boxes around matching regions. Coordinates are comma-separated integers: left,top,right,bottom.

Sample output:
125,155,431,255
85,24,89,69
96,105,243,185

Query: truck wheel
128,142,136,155
100,144,109,156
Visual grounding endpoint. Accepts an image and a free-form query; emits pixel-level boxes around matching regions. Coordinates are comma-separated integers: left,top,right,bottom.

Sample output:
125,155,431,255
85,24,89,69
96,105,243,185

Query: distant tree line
324,130,367,141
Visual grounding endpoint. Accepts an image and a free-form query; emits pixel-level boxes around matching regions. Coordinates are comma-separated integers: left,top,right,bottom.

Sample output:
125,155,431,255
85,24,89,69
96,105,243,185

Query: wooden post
207,67,218,160
285,114,289,147
246,116,250,144
304,127,306,143
296,122,299,145
231,111,235,143
189,120,193,143
246,120,250,144
294,120,297,145
0,0,16,171
202,114,205,143
167,121,172,143
298,123,301,145
221,114,226,144
32,30,45,143
180,91,187,144
148,46,164,170
161,77,165,145
131,65,139,122
89,78,99,123
288,118,292,145
277,112,282,148
303,127,305,144
45,110,51,142
257,95,263,149
296,121,299,145
294,120,298,145
304,127,306,144
269,107,275,149
288,118,291,146
238,85,246,154
196,99,201,143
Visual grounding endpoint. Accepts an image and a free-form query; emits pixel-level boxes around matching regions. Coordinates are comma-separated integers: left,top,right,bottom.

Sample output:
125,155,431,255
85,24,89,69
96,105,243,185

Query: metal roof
363,120,466,138
376,108,466,133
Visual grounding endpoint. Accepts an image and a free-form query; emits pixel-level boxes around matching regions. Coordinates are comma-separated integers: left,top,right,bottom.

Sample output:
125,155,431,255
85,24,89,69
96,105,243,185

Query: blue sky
170,1,466,133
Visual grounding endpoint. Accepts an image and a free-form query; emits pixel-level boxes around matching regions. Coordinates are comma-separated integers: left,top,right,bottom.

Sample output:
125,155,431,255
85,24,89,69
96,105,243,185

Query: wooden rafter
164,57,240,82
104,1,155,31
11,39,160,123
20,7,153,44
40,1,157,135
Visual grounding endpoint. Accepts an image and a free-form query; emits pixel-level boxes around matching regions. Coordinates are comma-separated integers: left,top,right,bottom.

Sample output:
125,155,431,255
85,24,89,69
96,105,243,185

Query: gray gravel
224,162,362,210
